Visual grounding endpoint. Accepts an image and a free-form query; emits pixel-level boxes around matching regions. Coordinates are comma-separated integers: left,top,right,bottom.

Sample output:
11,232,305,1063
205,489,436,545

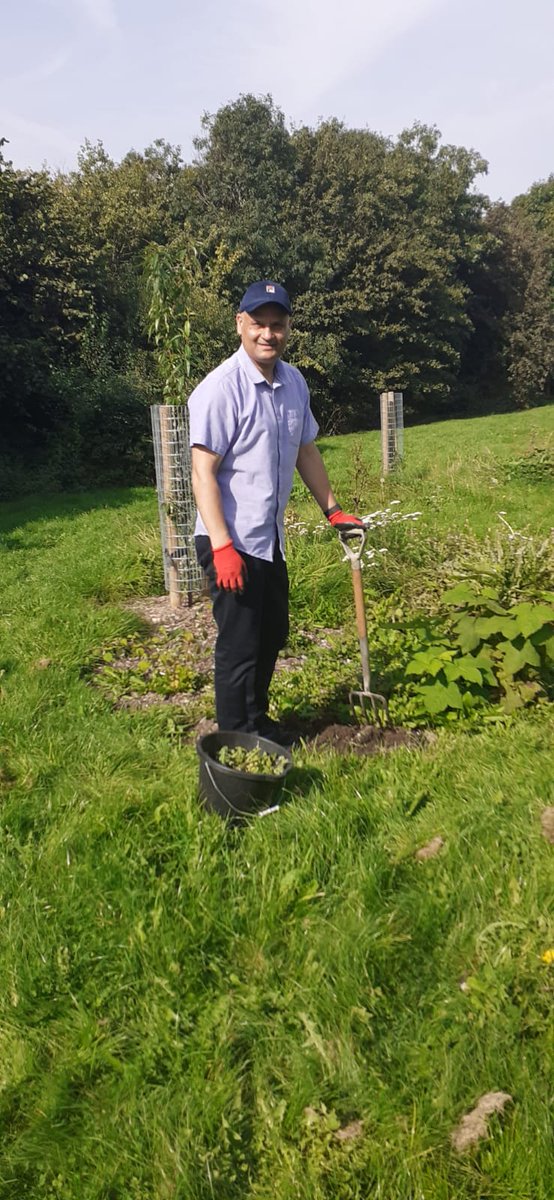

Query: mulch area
124,593,217,637
120,595,429,755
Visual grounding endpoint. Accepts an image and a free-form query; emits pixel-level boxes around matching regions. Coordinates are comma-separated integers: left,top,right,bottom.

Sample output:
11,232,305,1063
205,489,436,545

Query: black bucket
197,730,292,822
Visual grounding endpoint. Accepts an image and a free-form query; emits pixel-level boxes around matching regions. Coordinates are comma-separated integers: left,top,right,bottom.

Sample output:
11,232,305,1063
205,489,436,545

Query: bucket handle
203,761,281,820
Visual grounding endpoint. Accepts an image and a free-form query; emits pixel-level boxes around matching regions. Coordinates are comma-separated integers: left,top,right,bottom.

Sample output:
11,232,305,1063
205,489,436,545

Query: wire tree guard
150,404,203,608
145,240,205,609
380,391,404,473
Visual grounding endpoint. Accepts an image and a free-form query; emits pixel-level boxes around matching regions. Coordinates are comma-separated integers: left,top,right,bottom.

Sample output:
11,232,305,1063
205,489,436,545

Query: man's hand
212,540,247,591
326,506,364,533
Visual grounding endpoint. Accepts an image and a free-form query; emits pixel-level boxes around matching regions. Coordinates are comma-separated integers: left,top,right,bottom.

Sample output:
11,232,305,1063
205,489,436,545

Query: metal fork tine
349,689,390,727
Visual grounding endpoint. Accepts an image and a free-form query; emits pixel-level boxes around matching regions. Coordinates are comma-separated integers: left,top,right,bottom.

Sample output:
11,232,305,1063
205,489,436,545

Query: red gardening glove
212,540,247,591
326,507,364,532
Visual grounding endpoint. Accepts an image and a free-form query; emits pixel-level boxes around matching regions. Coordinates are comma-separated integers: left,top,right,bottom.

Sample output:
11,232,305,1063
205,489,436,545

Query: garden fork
339,527,390,726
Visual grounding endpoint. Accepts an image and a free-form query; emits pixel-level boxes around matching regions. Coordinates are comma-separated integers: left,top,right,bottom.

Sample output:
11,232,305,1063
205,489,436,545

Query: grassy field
1,407,553,1199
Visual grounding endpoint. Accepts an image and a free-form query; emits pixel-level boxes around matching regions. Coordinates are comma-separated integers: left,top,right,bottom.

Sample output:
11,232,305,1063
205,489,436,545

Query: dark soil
299,721,427,754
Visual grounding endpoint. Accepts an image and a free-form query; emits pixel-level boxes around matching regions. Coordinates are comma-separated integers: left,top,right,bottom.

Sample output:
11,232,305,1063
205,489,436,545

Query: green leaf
417,684,450,714
483,600,509,616
501,686,526,714
444,656,483,685
518,680,544,702
406,652,447,678
444,681,464,708
535,633,554,662
500,639,541,676
418,680,463,713
471,652,497,686
455,616,481,653
428,657,450,677
442,583,480,607
474,616,519,639
510,601,554,638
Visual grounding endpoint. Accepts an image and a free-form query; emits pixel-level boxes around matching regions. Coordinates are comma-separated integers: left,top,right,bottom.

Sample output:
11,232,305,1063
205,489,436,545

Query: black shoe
256,718,295,747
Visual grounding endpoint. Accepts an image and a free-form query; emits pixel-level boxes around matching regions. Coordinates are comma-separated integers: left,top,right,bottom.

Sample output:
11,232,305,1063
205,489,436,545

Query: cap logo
266,285,275,293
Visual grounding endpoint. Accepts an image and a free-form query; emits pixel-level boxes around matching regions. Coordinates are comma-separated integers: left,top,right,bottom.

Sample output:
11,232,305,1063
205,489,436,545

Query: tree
513,175,554,259
54,139,185,351
461,203,554,408
192,94,296,291
0,140,178,488
284,120,488,427
0,145,92,463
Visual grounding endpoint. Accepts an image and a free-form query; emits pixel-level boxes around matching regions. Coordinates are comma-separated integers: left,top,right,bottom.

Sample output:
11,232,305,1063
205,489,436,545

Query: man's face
236,303,290,373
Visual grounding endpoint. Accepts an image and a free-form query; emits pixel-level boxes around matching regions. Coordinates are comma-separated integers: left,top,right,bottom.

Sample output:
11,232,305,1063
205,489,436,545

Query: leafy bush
0,455,36,501
50,365,156,488
443,519,554,607
403,582,554,721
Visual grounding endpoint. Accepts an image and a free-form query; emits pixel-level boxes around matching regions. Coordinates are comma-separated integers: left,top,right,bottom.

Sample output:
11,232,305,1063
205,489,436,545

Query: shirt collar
237,343,283,388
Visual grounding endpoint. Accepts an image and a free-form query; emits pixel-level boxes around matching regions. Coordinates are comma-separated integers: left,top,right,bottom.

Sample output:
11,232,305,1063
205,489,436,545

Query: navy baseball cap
238,280,291,314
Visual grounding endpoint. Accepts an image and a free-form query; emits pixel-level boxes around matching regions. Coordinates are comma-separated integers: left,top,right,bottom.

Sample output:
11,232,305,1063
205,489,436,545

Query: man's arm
296,441,364,531
191,445,247,592
191,445,228,548
295,441,337,512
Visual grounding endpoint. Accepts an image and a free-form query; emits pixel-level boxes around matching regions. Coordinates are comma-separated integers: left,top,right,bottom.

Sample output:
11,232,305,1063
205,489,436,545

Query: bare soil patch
307,722,427,755
123,594,216,637
450,1091,513,1153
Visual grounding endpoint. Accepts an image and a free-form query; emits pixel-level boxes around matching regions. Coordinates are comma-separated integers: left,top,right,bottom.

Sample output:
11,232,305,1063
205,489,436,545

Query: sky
1,0,553,202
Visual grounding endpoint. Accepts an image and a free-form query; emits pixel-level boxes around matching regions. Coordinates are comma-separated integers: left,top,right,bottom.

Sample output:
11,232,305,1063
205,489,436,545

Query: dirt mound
309,722,424,755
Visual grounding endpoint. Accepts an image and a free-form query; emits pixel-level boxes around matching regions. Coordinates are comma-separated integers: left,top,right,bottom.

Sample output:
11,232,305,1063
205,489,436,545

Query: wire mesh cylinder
150,404,204,605
380,391,404,473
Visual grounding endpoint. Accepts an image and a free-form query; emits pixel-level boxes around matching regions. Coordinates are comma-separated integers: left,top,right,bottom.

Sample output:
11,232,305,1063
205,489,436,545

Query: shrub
402,582,554,722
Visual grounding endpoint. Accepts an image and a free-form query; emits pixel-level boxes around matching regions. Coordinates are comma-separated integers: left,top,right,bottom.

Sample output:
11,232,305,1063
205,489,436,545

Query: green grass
1,408,553,1198
314,405,554,538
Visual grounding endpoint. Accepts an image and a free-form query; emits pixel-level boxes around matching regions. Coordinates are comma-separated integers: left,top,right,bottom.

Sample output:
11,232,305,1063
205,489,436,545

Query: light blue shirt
188,344,319,561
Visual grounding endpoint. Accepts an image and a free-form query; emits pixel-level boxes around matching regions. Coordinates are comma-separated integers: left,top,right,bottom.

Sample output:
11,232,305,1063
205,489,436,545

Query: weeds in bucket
217,745,289,775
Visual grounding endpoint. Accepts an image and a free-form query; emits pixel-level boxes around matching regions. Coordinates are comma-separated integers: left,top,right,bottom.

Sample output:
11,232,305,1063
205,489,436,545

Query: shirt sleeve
188,377,237,456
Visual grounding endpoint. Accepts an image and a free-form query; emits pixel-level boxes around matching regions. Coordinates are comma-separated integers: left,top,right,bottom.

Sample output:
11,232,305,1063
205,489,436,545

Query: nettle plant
405,581,554,721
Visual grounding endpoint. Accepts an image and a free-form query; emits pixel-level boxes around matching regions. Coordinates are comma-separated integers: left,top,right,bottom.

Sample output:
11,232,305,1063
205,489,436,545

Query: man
188,280,363,741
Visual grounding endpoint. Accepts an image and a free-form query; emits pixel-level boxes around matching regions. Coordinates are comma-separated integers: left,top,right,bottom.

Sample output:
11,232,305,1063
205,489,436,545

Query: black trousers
195,536,289,732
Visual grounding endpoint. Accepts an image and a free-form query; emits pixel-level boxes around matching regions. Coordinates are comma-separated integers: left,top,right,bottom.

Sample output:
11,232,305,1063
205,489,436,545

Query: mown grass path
0,409,553,1198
